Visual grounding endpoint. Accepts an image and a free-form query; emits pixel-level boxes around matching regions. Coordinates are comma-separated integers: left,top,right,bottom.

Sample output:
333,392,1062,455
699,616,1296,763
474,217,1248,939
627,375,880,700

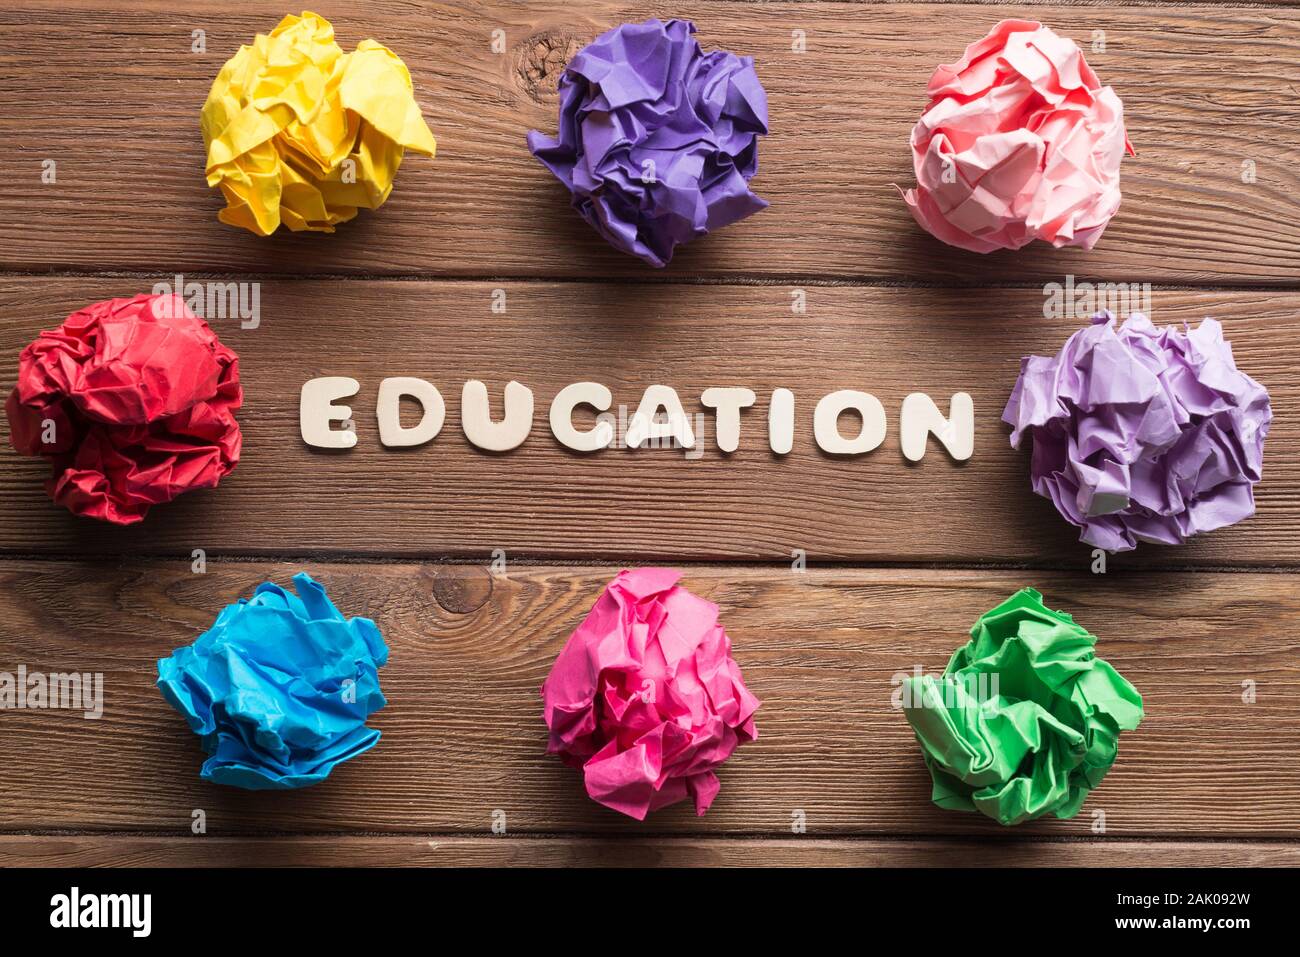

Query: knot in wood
516,30,580,104
431,567,493,615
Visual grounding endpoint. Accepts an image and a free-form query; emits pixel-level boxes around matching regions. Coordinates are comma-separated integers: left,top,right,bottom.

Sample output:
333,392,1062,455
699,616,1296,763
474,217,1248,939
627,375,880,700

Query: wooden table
1,1,1298,868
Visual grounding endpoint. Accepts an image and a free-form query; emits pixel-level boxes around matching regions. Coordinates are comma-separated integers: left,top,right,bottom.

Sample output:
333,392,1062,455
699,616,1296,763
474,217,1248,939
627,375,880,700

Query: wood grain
2,279,1295,567
4,835,1298,868
1,1,1297,283
2,0,1297,869
1,561,1296,837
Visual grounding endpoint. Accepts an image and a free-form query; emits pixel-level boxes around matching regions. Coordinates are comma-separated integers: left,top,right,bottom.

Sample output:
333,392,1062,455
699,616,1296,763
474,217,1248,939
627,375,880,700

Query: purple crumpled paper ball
1003,311,1272,552
526,18,769,267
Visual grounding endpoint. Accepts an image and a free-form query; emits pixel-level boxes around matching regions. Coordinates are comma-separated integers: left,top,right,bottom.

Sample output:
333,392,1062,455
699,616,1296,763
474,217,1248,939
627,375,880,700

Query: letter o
813,390,886,455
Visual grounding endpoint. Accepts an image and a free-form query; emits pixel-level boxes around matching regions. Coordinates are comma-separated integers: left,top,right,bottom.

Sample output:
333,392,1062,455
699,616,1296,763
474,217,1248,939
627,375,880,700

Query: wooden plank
2,279,1296,566
1,561,1296,837
3,834,1297,867
1,1,1297,282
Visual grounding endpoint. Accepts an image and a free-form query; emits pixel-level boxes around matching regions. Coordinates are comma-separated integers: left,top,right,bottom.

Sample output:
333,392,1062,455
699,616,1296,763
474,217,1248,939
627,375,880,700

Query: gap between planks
2,272,1300,295
3,835,1299,868
5,552,1300,575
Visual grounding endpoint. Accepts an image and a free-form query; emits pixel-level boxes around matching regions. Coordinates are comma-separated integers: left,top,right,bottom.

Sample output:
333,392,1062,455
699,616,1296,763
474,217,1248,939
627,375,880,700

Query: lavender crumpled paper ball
526,18,769,267
1003,311,1272,551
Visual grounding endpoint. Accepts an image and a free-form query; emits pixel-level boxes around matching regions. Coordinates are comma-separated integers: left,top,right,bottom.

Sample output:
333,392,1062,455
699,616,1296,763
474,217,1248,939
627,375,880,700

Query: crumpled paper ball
1004,311,1272,552
5,294,242,525
541,568,760,819
527,18,769,267
157,572,389,790
201,10,437,236
900,19,1134,253
902,588,1143,826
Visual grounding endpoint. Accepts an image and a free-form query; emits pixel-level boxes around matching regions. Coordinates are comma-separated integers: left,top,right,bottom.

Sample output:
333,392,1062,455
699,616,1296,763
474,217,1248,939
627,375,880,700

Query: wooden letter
626,385,695,449
900,392,974,462
701,387,756,453
377,377,445,448
462,380,534,451
301,376,359,449
814,390,886,455
550,382,614,452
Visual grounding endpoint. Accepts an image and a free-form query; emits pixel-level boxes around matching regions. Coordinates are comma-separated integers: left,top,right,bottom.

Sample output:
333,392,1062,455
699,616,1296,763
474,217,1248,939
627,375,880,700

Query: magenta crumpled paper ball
900,19,1134,253
540,568,760,820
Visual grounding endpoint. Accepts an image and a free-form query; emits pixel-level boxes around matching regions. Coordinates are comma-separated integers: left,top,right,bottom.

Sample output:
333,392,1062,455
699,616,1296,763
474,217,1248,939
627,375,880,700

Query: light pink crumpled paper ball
540,568,760,820
900,19,1135,253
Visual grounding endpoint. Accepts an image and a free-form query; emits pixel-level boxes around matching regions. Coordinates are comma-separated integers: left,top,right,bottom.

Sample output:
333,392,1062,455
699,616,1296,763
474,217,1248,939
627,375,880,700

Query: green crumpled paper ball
902,588,1143,826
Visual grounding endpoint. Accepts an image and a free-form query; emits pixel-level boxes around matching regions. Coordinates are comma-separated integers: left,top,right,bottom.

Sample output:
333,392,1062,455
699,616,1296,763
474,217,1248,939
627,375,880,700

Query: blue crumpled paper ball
157,572,388,790
527,18,770,267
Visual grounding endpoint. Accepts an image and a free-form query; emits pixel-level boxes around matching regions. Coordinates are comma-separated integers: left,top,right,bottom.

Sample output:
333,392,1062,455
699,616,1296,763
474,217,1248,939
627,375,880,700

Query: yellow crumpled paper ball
201,11,437,236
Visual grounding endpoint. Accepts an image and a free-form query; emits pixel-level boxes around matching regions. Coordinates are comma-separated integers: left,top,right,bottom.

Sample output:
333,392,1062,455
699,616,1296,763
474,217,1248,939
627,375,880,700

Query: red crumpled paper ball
6,294,242,524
